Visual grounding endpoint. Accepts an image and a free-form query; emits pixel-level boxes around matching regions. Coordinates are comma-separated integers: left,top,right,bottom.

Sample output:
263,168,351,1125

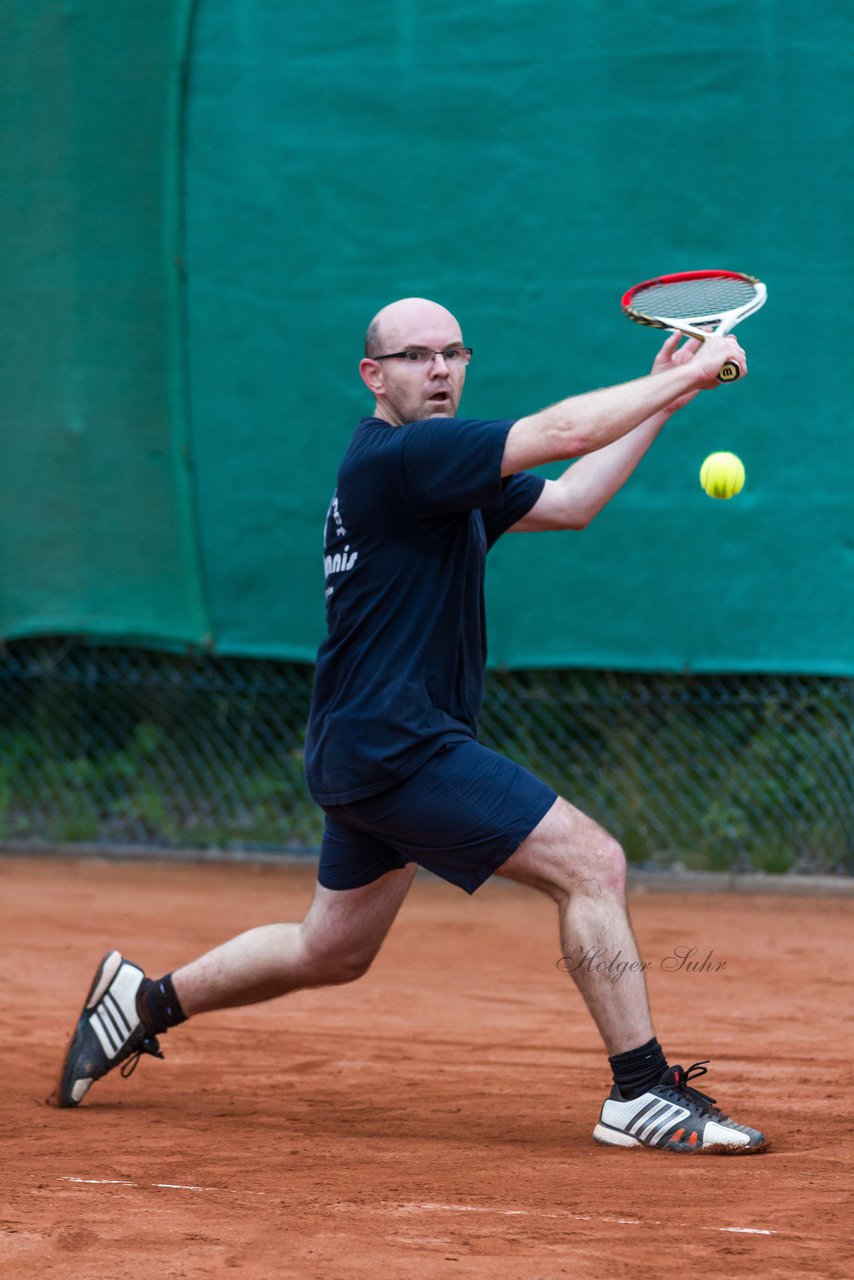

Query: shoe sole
593,1122,768,1154
85,951,123,1009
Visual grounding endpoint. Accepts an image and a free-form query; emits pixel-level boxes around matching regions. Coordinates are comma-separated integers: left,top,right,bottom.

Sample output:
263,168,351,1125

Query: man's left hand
651,331,703,412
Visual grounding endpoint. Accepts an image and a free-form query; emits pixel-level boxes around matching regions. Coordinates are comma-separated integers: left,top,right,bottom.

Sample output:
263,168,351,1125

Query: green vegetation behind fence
1,641,852,874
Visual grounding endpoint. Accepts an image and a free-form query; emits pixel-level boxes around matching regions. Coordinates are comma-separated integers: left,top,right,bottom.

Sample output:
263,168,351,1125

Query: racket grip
716,360,741,384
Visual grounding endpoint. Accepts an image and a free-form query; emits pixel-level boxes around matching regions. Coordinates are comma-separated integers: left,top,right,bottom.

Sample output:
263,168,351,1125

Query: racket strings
630,277,758,320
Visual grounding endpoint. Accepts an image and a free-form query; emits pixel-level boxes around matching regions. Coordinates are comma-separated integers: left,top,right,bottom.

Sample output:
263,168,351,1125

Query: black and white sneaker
51,951,163,1108
593,1060,767,1154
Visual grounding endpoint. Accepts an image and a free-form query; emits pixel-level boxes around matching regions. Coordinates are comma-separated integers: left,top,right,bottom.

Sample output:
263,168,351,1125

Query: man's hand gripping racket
622,270,766,383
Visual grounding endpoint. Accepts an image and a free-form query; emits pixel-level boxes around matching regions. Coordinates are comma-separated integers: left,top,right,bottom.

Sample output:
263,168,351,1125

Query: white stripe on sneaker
90,1009,122,1058
630,1100,671,1136
104,991,133,1039
637,1103,690,1144
644,1105,692,1146
620,1095,661,1127
87,961,142,1061
107,963,144,1026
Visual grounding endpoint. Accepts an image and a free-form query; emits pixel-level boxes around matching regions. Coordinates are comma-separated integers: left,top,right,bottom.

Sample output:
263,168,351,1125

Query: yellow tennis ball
700,451,745,500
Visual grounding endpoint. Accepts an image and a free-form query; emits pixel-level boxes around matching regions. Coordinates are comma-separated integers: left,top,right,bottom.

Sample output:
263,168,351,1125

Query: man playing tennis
52,298,766,1153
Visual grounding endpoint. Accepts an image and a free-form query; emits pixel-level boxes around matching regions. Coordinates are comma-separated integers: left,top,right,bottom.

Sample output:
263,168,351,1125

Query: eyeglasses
373,346,473,365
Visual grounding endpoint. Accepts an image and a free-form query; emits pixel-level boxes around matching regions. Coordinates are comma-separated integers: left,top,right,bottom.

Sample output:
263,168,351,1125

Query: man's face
360,302,468,425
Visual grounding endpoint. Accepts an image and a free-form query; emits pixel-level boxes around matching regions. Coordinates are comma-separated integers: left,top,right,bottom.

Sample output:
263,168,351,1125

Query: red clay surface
1,855,852,1279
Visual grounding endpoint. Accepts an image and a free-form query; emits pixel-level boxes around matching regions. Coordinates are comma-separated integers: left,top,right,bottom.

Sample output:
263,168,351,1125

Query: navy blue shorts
318,739,557,895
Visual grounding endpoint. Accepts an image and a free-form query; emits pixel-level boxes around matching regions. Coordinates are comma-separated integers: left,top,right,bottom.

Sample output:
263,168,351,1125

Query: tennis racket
622,270,766,383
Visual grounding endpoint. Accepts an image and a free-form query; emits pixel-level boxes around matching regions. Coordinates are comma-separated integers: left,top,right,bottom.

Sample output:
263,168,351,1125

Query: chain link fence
1,639,852,873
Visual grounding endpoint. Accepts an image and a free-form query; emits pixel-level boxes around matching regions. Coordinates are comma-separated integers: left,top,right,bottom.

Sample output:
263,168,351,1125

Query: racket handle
716,360,741,384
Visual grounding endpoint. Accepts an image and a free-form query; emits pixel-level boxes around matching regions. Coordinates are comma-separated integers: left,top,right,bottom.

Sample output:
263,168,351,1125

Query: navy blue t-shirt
303,416,545,805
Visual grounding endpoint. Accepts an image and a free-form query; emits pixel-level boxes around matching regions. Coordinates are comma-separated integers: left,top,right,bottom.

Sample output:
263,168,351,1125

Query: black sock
137,974,187,1035
609,1037,668,1099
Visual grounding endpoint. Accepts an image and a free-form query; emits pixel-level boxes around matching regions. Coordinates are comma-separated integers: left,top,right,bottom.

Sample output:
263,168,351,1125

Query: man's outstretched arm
505,332,743,531
502,331,745,474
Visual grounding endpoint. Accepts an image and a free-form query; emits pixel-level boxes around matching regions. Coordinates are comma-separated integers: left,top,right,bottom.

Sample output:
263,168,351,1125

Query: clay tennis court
1,854,851,1279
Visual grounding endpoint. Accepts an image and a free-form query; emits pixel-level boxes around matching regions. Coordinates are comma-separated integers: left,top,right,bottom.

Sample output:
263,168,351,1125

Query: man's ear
359,357,384,396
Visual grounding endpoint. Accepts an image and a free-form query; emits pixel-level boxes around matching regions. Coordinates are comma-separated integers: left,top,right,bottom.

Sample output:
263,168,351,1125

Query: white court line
389,1201,777,1236
61,1178,134,1186
57,1184,778,1236
60,1177,217,1193
153,1183,217,1192
395,1204,529,1216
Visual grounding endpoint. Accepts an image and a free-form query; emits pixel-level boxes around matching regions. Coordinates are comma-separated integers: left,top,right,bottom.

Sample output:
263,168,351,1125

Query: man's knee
503,798,628,898
300,930,378,986
546,822,626,897
585,828,628,894
328,950,376,985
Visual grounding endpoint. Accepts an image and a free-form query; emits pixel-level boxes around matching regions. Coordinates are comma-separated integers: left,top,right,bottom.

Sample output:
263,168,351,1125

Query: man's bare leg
495,797,766,1152
496,797,653,1054
52,864,418,1107
172,863,420,1015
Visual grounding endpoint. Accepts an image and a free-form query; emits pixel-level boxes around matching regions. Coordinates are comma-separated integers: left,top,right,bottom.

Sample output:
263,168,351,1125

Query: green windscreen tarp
2,1,852,672
0,1,209,647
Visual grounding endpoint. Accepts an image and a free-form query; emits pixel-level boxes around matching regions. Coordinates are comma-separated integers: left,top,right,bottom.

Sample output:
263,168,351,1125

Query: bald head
359,297,469,425
364,298,462,358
